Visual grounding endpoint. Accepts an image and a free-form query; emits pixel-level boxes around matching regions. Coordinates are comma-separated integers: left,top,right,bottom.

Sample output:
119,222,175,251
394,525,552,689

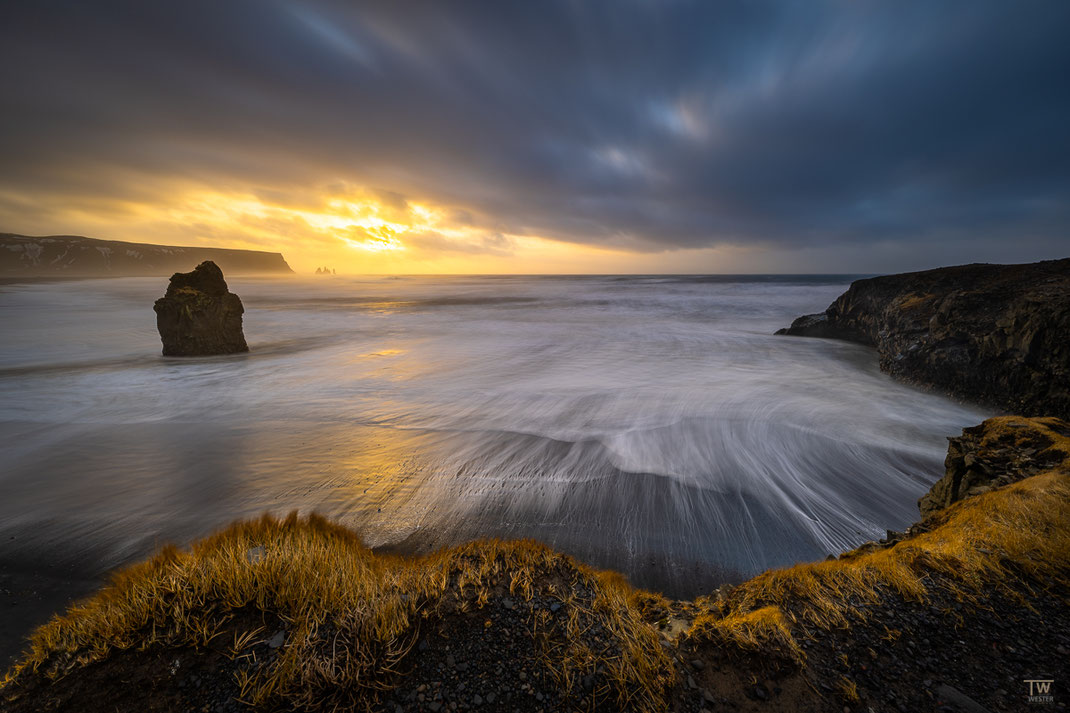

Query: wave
0,274,989,596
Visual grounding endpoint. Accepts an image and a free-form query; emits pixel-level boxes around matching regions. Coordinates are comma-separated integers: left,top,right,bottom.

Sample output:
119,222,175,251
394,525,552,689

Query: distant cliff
0,233,293,277
776,258,1070,418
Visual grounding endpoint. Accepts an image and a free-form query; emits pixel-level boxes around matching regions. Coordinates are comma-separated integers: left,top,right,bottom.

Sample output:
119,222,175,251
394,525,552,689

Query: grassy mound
2,417,1068,711
2,517,677,711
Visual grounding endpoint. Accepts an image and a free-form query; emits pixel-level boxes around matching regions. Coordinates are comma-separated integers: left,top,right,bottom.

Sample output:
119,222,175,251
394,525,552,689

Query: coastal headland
0,233,292,278
776,259,1070,419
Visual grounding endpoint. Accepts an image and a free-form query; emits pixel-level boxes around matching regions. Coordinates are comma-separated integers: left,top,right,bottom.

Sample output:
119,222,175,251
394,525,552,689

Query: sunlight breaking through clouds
0,178,664,273
178,186,524,261
2,1,1067,273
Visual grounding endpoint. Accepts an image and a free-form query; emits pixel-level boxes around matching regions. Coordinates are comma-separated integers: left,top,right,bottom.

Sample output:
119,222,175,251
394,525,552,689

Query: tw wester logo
1025,679,1054,705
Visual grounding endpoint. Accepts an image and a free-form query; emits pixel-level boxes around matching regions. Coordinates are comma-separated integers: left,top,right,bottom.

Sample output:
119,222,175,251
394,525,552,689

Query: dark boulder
777,259,1070,418
153,261,248,356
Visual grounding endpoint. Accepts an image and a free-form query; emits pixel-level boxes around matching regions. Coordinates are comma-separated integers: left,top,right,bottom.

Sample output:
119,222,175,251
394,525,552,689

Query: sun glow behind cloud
0,180,682,274
165,186,533,271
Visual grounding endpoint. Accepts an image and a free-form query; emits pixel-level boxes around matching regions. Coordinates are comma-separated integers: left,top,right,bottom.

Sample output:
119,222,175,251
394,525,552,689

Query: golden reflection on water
345,348,406,364
243,422,440,546
354,301,411,315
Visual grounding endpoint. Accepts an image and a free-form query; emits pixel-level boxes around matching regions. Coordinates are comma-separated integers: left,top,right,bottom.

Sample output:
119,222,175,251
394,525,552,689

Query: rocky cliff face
1,233,292,277
918,416,1069,519
777,259,1070,418
153,261,248,356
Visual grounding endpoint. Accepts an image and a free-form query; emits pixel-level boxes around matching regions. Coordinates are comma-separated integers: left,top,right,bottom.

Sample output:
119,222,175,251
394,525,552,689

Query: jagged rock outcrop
918,416,1069,519
777,259,1070,418
153,261,248,356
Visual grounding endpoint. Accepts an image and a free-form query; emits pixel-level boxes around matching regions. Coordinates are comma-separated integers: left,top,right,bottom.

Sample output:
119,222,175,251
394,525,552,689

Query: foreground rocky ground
777,258,1070,419
2,416,1068,713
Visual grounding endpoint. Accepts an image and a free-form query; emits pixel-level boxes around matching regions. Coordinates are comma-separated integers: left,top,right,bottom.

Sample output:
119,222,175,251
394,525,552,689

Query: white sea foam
0,274,988,595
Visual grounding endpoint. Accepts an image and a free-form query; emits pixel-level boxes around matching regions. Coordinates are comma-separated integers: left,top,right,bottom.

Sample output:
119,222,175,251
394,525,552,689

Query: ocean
0,274,988,596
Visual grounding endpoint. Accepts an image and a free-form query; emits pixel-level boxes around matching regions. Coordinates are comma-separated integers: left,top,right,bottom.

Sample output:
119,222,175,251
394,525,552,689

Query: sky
1,1,1068,275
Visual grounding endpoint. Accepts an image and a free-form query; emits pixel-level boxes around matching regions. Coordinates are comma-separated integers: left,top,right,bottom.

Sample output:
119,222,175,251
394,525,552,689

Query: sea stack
153,261,249,356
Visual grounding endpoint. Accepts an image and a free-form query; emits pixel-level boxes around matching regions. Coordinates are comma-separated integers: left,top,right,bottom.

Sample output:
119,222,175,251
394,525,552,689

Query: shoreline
3,416,1067,712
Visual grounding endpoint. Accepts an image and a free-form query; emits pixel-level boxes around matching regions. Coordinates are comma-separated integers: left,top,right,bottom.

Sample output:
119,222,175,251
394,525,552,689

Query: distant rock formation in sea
0,232,293,277
777,258,1070,419
153,261,249,356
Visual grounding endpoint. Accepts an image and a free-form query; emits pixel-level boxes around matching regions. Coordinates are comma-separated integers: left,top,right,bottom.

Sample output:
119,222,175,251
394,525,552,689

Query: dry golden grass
686,416,1070,659
896,292,936,310
965,415,1070,456
3,416,1068,711
688,605,803,662
1,514,674,711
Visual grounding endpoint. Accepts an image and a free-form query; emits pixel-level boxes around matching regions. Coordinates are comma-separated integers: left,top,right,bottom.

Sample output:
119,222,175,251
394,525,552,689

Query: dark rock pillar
153,261,249,356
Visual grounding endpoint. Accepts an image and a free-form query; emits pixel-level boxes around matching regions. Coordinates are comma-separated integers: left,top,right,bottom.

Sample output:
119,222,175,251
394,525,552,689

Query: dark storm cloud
1,0,1068,257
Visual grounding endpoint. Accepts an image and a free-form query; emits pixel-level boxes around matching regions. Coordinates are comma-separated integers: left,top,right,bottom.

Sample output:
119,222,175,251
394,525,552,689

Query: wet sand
0,561,101,670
